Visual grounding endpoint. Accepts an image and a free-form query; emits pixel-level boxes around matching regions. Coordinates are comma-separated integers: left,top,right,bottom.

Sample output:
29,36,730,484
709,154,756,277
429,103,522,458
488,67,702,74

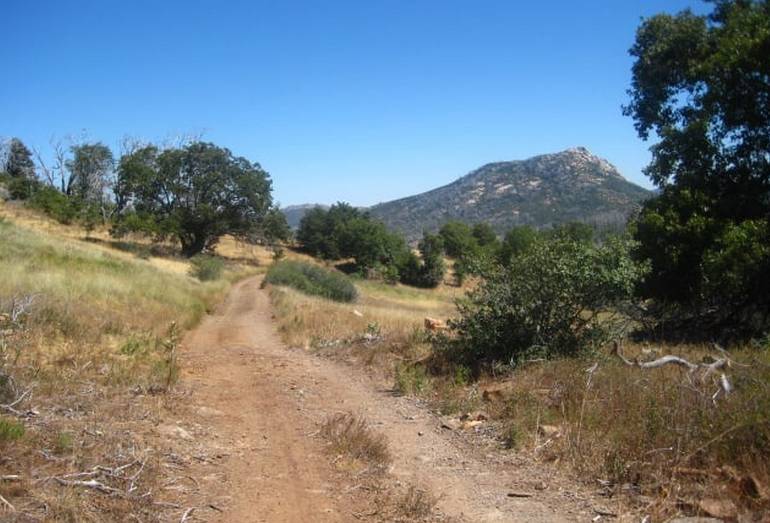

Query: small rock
424,317,447,331
158,424,193,441
352,310,364,317
417,431,424,437
538,424,561,439
592,506,617,517
697,498,737,520
440,417,462,431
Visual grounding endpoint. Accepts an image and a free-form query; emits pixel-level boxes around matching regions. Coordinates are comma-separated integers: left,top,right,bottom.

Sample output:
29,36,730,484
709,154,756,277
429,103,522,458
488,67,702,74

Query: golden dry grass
0,204,265,520
267,269,460,349
266,252,770,520
320,412,391,472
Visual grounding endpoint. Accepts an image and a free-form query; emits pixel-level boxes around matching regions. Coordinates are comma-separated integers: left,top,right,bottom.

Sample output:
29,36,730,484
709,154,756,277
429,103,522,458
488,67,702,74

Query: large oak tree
626,0,770,335
115,142,279,256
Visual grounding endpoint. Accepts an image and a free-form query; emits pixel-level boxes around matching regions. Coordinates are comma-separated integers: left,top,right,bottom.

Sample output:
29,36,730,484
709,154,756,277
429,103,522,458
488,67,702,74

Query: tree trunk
180,233,208,257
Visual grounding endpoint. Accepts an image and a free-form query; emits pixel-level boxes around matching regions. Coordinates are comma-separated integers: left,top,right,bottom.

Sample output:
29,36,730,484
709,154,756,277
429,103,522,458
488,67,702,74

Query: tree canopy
66,143,114,202
626,0,770,335
5,138,35,179
114,142,277,256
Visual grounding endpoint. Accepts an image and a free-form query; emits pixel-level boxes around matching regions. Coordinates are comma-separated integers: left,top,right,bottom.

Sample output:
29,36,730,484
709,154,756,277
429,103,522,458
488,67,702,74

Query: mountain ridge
367,147,650,240
281,148,651,239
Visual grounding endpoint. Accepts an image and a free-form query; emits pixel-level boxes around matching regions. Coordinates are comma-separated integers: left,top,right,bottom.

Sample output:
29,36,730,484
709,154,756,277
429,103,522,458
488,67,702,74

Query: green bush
0,418,25,443
190,255,225,281
394,363,429,394
265,260,357,303
27,185,79,224
7,176,39,200
446,236,648,365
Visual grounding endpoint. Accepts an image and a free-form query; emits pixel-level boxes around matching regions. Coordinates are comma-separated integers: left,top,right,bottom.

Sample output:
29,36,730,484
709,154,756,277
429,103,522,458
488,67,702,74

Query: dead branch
180,507,196,522
0,475,21,482
611,341,733,395
55,478,123,495
0,386,37,418
0,493,14,512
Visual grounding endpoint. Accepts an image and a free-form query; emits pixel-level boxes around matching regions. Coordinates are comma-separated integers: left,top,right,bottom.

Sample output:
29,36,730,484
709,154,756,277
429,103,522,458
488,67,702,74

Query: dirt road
176,277,599,522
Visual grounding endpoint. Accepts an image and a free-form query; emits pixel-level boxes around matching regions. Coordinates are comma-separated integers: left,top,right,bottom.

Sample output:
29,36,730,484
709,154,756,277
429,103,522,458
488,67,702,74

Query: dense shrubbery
446,235,648,365
265,260,358,302
296,203,446,287
189,254,225,281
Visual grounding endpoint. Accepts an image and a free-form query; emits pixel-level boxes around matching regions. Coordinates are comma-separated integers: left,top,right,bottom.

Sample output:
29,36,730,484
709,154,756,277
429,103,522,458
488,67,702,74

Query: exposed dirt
174,277,602,522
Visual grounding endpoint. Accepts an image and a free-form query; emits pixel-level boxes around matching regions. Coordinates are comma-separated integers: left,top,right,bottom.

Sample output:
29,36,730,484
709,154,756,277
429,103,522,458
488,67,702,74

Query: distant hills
281,203,329,229
282,148,651,240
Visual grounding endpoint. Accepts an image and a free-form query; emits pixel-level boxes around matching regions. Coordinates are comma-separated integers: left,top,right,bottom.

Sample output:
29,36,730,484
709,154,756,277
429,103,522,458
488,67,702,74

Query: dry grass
267,250,770,520
393,485,438,521
0,204,263,520
320,412,391,472
267,274,458,352
471,343,770,519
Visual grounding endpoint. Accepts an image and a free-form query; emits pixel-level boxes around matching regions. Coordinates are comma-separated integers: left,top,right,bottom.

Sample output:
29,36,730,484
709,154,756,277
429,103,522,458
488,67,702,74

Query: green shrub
190,255,225,281
394,363,429,394
27,185,79,224
446,235,648,365
0,418,25,443
8,176,40,200
265,260,357,303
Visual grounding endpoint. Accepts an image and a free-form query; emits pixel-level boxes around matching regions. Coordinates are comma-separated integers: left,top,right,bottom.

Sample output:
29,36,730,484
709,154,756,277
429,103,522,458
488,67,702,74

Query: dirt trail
178,277,597,522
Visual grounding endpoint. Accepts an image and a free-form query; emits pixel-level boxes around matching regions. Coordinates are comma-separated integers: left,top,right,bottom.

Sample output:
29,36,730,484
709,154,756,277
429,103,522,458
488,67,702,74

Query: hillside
369,147,651,240
282,203,328,229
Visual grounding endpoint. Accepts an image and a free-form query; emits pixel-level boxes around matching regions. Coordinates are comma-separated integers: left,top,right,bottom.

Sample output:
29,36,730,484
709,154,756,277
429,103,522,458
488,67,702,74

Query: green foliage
397,233,446,288
27,185,79,224
296,202,362,259
55,431,74,454
265,260,358,302
548,221,594,243
498,225,538,265
439,221,479,258
189,255,225,281
471,222,499,248
394,363,429,394
262,206,292,243
416,233,446,288
66,142,114,202
338,217,407,271
296,203,411,278
0,418,25,443
447,236,647,365
7,175,39,200
4,138,35,179
626,0,770,336
114,142,276,256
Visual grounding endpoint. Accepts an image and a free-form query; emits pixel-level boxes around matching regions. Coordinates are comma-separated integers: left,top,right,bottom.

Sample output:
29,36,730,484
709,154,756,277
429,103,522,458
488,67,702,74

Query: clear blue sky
1,1,705,207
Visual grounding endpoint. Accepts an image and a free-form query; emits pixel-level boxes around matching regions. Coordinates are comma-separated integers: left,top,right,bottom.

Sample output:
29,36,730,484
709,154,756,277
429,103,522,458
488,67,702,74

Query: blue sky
1,1,705,207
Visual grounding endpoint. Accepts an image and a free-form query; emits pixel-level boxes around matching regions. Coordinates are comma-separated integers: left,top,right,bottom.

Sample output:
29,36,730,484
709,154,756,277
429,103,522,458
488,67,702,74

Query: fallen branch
611,342,733,395
180,507,196,522
55,478,123,495
0,493,14,512
0,475,21,482
0,387,37,418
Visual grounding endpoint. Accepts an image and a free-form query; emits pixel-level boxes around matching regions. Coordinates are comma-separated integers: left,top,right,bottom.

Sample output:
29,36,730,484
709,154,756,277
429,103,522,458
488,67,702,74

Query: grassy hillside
0,205,260,520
